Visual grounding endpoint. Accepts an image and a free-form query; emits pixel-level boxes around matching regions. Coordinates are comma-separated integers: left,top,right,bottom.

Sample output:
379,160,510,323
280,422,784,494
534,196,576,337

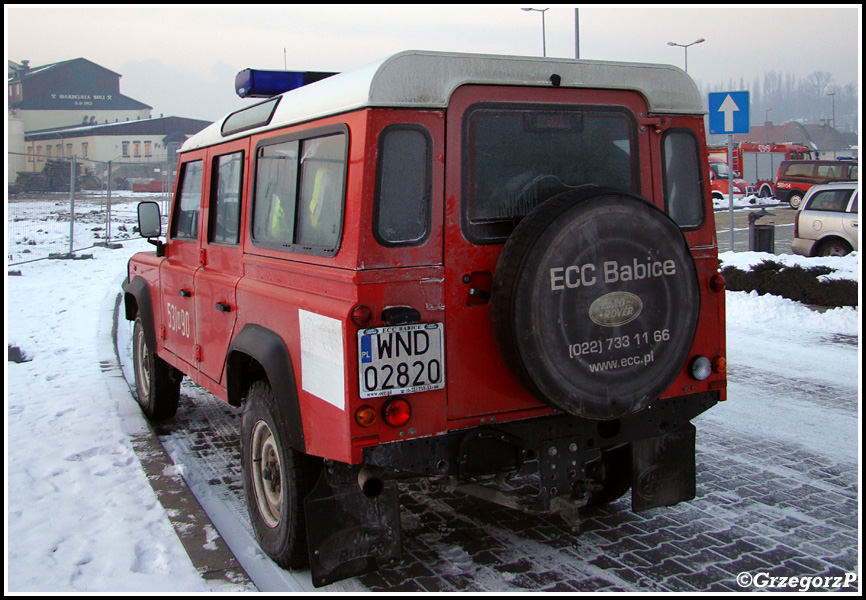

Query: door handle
215,301,232,313
178,289,192,297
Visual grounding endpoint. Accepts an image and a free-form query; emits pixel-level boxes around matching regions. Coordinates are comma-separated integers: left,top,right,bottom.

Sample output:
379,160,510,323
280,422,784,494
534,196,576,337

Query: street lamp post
522,7,549,57
826,89,836,129
667,38,705,73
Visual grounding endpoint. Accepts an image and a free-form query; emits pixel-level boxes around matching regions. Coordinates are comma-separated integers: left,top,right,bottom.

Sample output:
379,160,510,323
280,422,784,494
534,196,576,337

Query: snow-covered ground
5,207,860,591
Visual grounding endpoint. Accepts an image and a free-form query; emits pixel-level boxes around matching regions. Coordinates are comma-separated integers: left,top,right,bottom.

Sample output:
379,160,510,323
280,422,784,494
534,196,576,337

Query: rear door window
463,105,637,242
209,151,243,245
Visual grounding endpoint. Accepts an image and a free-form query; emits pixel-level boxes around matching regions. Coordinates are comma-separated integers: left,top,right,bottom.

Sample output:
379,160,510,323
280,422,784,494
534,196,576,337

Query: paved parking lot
715,204,795,254
152,373,858,593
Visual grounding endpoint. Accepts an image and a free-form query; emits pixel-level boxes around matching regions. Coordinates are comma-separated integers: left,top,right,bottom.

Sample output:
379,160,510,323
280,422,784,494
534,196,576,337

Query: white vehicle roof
182,50,704,152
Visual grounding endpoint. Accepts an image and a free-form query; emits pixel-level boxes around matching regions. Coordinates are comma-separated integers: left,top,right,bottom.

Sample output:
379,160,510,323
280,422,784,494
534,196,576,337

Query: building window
133,141,140,157
66,144,73,157
122,142,129,157
81,143,88,158
144,141,151,157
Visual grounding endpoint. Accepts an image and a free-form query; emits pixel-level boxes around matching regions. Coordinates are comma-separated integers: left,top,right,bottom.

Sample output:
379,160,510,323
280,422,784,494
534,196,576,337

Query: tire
818,239,852,257
132,315,180,420
490,188,700,420
241,380,321,570
788,191,804,209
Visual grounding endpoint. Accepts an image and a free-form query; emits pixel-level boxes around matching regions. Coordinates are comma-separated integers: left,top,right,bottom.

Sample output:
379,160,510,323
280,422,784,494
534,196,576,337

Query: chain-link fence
7,153,175,265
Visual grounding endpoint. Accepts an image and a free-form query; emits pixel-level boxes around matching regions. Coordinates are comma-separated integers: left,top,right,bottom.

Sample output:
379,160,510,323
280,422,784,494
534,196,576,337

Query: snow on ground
5,229,860,591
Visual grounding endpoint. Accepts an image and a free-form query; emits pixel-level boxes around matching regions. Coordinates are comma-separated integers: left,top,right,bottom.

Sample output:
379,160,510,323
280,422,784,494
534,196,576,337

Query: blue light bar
235,69,338,98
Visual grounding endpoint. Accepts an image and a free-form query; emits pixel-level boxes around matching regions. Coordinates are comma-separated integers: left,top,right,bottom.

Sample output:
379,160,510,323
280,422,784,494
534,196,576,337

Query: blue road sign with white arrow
708,91,750,135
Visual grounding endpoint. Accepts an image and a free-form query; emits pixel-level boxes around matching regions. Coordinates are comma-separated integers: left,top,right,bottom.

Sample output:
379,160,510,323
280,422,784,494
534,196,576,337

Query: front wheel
132,316,180,420
241,380,321,569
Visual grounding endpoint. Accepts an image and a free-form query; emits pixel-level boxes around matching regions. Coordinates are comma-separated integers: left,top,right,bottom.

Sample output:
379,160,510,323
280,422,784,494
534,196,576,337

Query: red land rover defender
123,50,727,586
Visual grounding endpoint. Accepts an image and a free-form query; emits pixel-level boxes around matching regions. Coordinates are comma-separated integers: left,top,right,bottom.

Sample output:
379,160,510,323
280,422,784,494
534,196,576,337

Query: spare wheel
490,188,700,420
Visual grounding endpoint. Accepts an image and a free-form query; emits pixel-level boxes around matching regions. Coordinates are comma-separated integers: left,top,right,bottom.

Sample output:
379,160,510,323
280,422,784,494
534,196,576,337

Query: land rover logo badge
589,291,642,327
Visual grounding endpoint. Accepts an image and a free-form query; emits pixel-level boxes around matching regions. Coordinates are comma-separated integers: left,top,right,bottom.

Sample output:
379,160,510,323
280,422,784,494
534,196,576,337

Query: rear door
195,139,249,383
842,191,858,244
442,85,652,421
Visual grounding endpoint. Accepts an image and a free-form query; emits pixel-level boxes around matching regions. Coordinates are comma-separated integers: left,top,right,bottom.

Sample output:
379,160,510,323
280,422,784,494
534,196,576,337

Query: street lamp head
667,42,677,47
695,38,706,44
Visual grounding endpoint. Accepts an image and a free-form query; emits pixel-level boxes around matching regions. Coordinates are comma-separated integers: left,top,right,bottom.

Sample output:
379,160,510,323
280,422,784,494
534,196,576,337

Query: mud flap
631,424,696,511
304,468,402,588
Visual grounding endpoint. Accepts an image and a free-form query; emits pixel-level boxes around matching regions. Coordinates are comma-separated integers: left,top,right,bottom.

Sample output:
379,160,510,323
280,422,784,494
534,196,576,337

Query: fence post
106,159,112,244
69,155,76,255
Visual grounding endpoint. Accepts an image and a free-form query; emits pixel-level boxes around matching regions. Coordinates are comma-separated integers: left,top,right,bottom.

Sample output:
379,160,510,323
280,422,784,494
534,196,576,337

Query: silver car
791,182,859,256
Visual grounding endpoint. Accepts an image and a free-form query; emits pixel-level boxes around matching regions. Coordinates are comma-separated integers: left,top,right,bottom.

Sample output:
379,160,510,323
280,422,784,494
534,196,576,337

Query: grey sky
6,5,861,123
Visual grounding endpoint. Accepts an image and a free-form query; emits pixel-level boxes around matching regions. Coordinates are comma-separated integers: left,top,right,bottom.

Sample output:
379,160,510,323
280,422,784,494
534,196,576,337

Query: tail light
382,397,412,427
793,210,800,239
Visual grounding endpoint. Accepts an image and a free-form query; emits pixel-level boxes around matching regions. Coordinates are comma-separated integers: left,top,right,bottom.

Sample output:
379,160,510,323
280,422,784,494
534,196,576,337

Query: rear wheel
788,191,804,209
241,380,321,569
132,315,180,420
818,239,852,257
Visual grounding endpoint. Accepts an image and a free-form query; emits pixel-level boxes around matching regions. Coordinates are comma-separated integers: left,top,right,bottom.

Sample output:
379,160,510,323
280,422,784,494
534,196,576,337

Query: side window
816,164,839,179
295,134,346,250
252,140,299,245
251,129,346,254
171,160,203,241
806,189,853,212
209,151,243,245
374,125,432,246
662,130,704,228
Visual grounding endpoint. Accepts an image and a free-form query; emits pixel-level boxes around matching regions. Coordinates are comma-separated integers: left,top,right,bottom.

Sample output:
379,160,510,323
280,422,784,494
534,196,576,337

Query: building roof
734,120,858,153
25,116,212,142
9,57,152,112
183,50,705,152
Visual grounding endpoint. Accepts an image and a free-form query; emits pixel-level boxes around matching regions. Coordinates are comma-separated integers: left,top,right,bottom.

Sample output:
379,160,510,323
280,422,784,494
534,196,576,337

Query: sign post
708,91,750,250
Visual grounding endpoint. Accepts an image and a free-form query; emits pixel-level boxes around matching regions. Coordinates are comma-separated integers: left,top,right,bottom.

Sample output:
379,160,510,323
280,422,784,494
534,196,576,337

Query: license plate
358,323,444,398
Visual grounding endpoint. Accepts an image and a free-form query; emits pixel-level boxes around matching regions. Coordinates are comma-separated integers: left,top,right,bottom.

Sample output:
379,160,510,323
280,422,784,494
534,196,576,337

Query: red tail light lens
382,397,412,427
351,304,373,327
710,273,726,293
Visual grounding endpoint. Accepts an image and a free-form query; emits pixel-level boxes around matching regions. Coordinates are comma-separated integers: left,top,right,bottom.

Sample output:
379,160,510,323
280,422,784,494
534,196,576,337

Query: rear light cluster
355,397,412,428
689,354,726,381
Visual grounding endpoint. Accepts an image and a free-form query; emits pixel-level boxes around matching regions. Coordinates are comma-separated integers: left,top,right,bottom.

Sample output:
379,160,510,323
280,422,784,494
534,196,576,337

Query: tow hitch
304,463,402,587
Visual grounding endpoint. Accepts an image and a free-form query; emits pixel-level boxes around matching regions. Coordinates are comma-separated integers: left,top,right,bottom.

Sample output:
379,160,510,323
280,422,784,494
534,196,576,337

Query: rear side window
662,130,704,228
253,140,299,245
805,188,855,212
374,125,432,246
251,129,346,255
464,105,637,242
171,160,203,241
210,151,243,245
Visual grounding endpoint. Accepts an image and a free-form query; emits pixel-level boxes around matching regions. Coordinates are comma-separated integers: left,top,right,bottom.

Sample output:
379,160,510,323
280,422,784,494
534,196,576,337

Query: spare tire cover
490,188,700,420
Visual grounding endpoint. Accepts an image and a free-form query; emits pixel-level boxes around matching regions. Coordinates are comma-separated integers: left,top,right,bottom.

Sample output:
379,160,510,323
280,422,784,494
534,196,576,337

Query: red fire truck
708,142,811,198
122,50,727,586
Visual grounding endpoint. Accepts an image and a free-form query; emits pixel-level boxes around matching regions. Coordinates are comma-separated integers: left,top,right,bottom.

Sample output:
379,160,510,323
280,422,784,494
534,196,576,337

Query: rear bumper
791,238,817,257
362,391,719,512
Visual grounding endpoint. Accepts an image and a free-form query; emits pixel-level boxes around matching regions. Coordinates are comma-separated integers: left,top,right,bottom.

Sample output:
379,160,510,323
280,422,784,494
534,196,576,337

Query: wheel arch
815,235,853,257
227,323,306,453
122,275,157,353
